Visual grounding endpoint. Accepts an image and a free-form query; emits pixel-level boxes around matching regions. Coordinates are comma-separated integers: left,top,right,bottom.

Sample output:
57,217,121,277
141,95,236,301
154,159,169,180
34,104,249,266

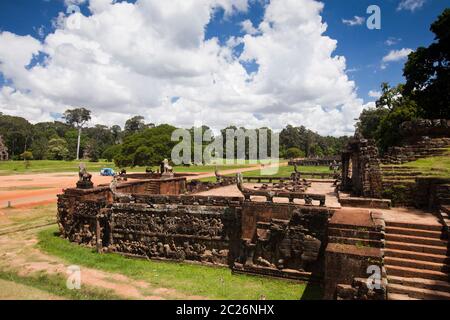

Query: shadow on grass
300,282,324,300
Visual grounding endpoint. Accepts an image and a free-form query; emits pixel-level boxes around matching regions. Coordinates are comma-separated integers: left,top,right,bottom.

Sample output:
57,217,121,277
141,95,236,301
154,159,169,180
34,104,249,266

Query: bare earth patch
0,206,207,300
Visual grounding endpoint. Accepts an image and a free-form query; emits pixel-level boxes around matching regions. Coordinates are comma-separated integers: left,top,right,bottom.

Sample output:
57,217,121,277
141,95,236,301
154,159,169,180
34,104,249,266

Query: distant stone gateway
0,135,9,161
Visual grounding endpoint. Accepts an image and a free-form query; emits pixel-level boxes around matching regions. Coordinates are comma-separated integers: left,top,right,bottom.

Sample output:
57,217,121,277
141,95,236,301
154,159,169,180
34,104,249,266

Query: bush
102,144,122,162
20,151,33,160
285,147,305,159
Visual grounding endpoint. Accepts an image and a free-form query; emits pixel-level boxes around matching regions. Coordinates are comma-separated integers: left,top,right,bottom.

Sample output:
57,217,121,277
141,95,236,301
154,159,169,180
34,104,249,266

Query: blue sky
0,0,448,135
0,0,446,100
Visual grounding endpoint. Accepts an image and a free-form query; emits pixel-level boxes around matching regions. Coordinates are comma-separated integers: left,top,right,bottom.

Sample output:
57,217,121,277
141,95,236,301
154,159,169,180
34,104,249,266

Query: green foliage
102,144,122,162
356,9,449,152
375,96,418,152
63,108,91,128
115,124,177,167
403,9,450,119
280,125,348,157
47,138,70,160
124,115,147,136
0,113,33,157
285,147,305,159
357,83,419,152
382,184,411,206
20,151,33,161
355,107,389,140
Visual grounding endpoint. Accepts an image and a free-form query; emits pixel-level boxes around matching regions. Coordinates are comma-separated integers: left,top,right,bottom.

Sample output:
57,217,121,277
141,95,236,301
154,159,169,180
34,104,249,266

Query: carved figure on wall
161,159,174,177
76,163,94,189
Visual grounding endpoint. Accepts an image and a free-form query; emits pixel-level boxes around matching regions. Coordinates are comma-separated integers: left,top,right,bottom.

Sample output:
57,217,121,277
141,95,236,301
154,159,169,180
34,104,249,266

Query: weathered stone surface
0,135,8,161
341,137,383,199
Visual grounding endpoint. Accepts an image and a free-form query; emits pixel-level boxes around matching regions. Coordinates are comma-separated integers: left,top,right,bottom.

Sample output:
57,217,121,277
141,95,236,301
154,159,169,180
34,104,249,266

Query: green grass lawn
0,160,256,176
382,149,450,178
0,160,115,175
37,227,323,300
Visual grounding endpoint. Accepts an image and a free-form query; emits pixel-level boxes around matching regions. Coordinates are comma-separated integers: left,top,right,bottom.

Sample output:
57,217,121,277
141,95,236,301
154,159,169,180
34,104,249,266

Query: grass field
381,149,450,178
0,160,256,176
37,227,323,300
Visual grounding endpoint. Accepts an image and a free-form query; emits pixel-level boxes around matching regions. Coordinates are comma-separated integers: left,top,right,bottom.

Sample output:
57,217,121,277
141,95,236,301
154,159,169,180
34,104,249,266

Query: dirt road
0,162,287,208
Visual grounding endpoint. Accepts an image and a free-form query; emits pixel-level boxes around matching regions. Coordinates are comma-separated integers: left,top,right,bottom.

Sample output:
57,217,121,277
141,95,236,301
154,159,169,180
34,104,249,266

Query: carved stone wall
289,156,340,167
185,179,236,194
234,202,332,280
341,137,383,199
108,203,241,266
382,136,450,165
57,185,333,280
324,209,386,300
381,119,450,164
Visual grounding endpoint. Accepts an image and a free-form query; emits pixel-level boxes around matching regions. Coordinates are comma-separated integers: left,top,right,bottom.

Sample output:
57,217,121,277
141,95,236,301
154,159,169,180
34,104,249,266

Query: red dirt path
0,163,286,208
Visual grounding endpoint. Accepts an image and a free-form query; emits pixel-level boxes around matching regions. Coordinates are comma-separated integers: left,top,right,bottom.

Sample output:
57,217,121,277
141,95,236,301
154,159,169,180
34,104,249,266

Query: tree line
0,109,349,167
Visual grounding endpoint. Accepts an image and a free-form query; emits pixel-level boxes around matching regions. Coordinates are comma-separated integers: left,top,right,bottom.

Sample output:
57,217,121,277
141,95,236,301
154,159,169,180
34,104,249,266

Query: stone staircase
382,137,450,165
385,220,450,300
146,181,160,194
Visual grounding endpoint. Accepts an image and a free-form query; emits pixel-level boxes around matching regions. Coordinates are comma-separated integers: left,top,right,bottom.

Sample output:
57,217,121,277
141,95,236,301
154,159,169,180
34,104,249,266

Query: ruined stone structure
289,156,341,167
57,161,450,299
341,137,383,199
58,176,333,279
382,119,450,165
76,164,94,189
0,135,8,161
324,209,387,300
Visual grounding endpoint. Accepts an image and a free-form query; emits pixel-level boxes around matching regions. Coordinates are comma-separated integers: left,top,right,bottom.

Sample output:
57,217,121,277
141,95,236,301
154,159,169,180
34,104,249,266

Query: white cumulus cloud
342,16,365,26
240,19,259,35
381,48,413,69
397,0,426,12
0,0,365,136
368,90,381,99
382,48,413,62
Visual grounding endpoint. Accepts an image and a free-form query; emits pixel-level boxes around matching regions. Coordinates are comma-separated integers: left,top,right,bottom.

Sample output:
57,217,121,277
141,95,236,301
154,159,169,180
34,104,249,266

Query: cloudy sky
0,0,447,136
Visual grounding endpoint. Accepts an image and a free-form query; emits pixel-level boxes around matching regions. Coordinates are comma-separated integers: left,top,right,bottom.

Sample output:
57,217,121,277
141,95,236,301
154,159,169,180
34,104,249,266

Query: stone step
388,293,420,300
385,248,450,264
388,283,450,300
385,256,450,273
386,226,443,239
328,236,382,248
328,227,383,241
385,233,448,247
385,221,443,232
386,265,449,282
385,241,448,255
388,275,450,293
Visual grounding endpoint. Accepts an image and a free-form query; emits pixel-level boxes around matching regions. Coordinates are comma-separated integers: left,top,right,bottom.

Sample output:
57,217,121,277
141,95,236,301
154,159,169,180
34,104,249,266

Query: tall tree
63,108,91,160
403,8,450,119
124,116,146,135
